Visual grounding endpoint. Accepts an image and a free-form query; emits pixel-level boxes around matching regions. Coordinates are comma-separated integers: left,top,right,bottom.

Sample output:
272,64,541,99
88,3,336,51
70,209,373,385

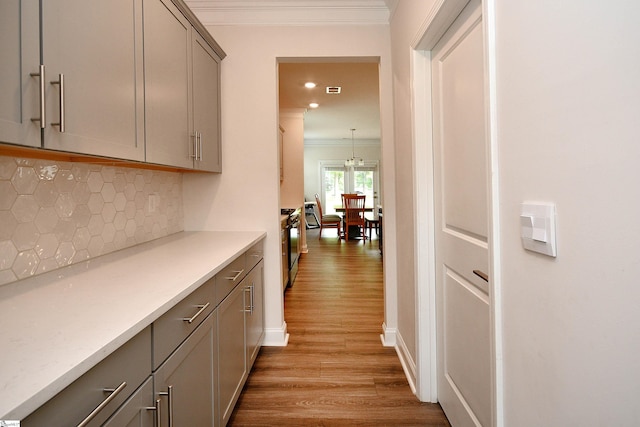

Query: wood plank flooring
228,228,451,426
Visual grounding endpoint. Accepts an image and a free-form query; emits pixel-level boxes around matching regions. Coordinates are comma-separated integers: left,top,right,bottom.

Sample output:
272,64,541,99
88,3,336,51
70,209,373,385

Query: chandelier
345,128,364,167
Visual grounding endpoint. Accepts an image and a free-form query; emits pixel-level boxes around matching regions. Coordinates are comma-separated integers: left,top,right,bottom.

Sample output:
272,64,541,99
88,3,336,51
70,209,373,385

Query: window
320,161,379,214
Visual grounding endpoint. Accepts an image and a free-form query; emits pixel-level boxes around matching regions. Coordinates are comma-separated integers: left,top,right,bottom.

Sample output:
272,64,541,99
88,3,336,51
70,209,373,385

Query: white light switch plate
520,202,557,257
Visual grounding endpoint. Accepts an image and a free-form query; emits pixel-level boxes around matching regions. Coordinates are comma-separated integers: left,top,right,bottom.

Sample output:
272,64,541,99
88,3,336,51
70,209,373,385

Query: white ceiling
186,0,393,141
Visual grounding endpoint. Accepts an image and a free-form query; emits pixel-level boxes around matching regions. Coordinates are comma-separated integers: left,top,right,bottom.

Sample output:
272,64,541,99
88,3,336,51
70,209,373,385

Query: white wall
183,24,395,346
279,109,305,210
495,1,640,424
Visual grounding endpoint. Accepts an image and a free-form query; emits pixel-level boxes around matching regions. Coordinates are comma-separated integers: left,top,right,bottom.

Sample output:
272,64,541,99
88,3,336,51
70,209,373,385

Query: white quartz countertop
0,230,265,420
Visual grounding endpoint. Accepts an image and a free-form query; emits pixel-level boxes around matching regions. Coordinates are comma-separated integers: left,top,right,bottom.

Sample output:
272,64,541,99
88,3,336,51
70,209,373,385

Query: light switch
520,202,557,257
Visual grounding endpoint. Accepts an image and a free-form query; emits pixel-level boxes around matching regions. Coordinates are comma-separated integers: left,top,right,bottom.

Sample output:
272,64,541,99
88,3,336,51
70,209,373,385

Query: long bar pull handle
30,65,46,128
225,269,244,282
473,270,489,282
76,381,127,427
145,399,161,427
181,302,210,324
250,283,255,313
190,132,198,159
50,74,65,132
243,287,252,313
159,386,174,427
198,132,203,161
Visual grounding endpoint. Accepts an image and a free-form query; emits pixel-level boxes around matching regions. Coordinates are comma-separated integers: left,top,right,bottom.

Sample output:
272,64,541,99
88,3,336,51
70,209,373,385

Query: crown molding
185,1,390,26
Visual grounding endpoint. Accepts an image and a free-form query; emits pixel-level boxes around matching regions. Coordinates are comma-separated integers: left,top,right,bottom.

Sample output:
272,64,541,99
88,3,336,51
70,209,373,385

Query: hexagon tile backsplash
0,156,184,286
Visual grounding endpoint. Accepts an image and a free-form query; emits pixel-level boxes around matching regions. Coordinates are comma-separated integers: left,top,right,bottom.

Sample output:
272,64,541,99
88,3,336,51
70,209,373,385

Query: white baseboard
262,321,290,346
395,330,418,395
380,322,397,347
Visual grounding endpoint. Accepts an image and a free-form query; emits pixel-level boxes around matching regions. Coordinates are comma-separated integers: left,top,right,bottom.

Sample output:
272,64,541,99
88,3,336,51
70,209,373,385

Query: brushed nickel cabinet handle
145,398,161,427
77,381,127,427
225,269,244,282
159,385,174,427
30,64,46,128
50,73,65,132
473,270,489,282
181,302,210,324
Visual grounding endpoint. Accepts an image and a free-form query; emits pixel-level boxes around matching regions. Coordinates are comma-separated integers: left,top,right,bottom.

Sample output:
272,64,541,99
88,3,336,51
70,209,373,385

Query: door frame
410,0,503,425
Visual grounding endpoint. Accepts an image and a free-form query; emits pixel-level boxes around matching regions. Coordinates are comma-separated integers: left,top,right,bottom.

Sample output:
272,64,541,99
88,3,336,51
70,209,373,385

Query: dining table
333,206,375,240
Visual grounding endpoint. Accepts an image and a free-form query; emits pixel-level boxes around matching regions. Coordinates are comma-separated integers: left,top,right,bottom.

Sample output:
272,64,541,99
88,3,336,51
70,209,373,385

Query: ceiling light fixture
345,128,364,167
304,82,316,88
309,102,319,108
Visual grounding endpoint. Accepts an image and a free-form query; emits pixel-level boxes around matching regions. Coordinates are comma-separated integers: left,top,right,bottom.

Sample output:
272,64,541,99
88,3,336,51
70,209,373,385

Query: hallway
229,229,450,426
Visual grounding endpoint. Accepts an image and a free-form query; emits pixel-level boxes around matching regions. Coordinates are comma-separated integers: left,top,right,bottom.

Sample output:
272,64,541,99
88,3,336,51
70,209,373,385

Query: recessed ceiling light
309,102,319,108
304,82,316,89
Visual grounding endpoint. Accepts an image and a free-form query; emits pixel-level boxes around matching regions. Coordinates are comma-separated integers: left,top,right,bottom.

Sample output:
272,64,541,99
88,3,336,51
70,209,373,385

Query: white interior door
432,1,492,426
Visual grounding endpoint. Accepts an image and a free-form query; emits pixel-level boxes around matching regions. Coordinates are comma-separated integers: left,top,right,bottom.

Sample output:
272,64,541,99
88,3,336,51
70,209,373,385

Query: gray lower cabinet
154,311,217,427
20,238,263,427
218,282,248,426
22,327,152,427
102,377,155,427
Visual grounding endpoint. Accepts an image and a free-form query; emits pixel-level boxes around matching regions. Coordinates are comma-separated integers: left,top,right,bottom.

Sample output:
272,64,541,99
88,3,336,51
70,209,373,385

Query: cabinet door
40,0,145,160
103,377,154,427
192,30,222,172
0,0,40,147
245,260,264,368
154,311,216,427
144,0,193,169
217,283,247,426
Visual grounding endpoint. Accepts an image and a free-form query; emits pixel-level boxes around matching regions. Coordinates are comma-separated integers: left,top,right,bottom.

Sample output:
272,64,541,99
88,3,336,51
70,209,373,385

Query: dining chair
343,194,367,241
315,194,342,239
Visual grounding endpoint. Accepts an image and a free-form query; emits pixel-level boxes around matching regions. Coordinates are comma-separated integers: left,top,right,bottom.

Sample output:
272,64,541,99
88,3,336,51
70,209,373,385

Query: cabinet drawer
246,240,264,272
215,254,246,306
22,326,151,427
153,276,215,369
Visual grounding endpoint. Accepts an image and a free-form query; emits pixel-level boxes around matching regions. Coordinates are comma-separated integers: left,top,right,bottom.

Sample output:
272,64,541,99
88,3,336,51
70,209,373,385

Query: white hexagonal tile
88,214,105,237
55,241,75,266
11,166,38,194
113,211,127,231
71,249,90,263
11,195,39,223
87,193,105,214
112,173,127,192
87,235,105,257
102,202,116,223
34,206,59,234
0,269,18,286
35,162,59,181
35,233,59,259
33,180,58,207
134,191,146,210
124,219,137,237
0,240,18,270
36,257,59,275
124,182,136,201
87,171,104,193
113,192,127,212
102,182,116,203
0,210,18,241
55,218,76,243
72,227,91,250
0,157,18,180
71,163,91,182
55,193,76,218
124,200,136,219
12,222,39,251
13,249,39,279
71,204,91,228
101,167,116,183
15,158,35,167
113,230,127,249
53,169,76,193
102,223,116,243
0,180,18,210
71,181,91,205
134,174,145,191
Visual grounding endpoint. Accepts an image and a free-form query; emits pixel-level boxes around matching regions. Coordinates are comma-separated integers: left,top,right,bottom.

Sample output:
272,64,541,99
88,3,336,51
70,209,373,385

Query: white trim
394,330,418,396
410,47,438,403
483,0,503,425
380,322,397,347
185,1,390,26
261,322,290,346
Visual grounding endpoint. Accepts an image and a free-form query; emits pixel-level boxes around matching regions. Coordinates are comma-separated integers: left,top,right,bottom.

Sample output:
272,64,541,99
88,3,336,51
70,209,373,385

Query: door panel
433,0,491,425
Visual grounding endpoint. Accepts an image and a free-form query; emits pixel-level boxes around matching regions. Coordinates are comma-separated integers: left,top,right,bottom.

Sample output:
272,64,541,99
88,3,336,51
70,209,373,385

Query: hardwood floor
228,228,451,426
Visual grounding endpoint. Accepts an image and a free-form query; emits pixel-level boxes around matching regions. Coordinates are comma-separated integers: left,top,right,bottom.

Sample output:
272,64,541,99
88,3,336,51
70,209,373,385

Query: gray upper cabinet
144,0,224,171
0,0,41,148
40,0,146,160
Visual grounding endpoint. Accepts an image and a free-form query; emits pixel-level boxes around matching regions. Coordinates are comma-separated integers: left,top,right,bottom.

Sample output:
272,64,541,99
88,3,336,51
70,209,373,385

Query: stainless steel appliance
281,208,301,288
